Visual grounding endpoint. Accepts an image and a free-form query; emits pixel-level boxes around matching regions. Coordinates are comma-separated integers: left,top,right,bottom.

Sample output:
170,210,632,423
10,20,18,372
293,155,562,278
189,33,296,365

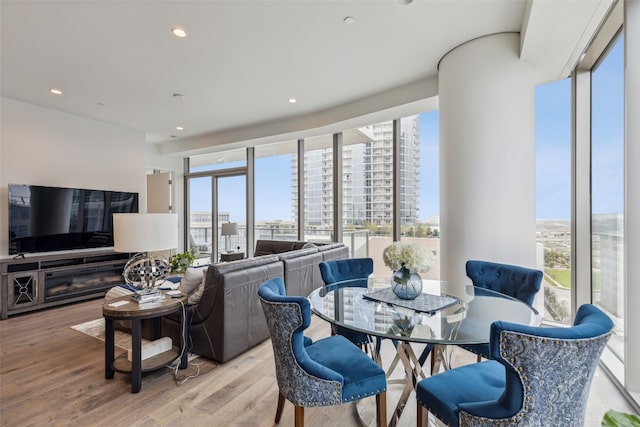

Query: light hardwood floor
0,298,636,427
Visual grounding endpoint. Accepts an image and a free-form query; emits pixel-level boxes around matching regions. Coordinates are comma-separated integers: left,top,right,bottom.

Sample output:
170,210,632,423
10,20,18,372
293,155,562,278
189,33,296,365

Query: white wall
0,97,147,256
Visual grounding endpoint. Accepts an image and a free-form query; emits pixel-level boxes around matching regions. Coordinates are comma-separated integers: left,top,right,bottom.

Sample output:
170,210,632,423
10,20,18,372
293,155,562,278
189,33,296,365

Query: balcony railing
189,225,371,259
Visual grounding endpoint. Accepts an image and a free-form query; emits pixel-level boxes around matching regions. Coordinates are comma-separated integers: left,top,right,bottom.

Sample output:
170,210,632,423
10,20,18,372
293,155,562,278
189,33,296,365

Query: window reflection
591,35,624,361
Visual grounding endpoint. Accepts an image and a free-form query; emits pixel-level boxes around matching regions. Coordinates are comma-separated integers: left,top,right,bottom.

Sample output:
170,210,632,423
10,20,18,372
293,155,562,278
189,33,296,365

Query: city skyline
189,37,623,224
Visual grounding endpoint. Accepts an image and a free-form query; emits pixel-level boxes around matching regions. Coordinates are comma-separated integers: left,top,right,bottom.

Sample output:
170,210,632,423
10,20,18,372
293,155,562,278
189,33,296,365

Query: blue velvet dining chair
319,258,374,349
416,303,614,427
461,259,543,361
257,277,387,427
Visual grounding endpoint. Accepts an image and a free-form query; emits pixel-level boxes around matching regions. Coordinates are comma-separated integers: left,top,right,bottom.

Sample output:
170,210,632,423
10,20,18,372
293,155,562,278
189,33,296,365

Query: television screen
8,184,139,255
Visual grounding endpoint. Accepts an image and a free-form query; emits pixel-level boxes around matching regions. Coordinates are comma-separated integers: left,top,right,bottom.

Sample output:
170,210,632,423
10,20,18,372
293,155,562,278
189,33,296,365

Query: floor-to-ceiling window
574,3,636,404
591,34,625,362
535,79,573,324
410,112,440,280
302,135,333,241
341,127,376,259
341,121,394,278
338,115,440,280
255,141,298,241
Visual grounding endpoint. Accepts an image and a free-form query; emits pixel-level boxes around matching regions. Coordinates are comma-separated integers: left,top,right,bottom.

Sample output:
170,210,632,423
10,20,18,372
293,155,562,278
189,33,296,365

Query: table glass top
308,280,541,345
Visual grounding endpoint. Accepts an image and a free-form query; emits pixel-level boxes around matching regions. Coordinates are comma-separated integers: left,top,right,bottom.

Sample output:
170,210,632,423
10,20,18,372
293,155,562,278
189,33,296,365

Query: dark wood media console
0,249,130,319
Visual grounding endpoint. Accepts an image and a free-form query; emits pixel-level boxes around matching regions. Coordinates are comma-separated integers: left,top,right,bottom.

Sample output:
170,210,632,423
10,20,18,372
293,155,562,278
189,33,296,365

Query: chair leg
294,405,304,427
416,403,426,427
376,391,387,427
476,354,482,363
275,391,285,423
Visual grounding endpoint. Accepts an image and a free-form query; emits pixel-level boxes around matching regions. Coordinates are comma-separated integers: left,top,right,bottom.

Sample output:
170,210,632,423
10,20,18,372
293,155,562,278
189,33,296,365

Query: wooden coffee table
102,292,188,393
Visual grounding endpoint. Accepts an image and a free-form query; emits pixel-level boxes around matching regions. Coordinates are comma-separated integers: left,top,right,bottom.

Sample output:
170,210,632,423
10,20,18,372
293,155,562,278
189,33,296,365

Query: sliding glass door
217,175,246,257
186,168,246,264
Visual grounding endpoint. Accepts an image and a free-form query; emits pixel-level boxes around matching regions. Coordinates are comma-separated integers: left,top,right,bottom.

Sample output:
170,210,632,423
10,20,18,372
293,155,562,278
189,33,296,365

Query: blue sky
191,36,624,223
535,79,572,219
591,37,624,215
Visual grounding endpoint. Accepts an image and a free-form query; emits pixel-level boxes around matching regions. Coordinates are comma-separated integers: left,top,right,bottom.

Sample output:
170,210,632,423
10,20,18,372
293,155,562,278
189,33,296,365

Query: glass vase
391,266,423,300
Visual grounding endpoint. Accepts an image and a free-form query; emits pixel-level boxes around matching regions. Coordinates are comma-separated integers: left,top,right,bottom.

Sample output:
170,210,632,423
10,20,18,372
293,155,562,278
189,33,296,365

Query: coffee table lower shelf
112,346,181,373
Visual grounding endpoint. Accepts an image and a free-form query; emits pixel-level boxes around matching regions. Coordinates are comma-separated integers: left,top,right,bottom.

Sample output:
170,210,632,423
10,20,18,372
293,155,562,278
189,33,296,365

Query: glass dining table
308,279,541,427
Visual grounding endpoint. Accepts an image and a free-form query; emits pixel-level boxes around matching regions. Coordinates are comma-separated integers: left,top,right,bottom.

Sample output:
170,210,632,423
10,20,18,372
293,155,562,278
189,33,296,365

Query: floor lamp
113,213,178,302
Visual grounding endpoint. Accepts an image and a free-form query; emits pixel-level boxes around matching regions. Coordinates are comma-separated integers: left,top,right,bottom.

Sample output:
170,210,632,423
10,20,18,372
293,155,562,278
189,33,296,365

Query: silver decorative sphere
123,253,170,288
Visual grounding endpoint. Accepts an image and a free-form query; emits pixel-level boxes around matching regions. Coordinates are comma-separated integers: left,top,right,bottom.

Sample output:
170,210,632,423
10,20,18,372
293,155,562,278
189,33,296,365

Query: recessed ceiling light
288,98,297,104
172,93,184,99
171,27,187,38
344,16,355,25
49,88,63,95
176,126,184,131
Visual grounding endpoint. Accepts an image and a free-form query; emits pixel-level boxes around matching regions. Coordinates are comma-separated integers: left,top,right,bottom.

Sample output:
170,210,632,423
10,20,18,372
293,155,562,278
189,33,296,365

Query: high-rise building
294,117,420,228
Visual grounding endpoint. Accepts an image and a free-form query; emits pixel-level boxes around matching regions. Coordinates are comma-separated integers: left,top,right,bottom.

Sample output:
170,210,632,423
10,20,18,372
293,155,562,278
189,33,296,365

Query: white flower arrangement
382,242,434,273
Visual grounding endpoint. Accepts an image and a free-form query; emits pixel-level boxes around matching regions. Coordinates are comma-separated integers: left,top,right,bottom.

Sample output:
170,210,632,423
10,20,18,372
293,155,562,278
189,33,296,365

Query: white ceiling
1,0,614,157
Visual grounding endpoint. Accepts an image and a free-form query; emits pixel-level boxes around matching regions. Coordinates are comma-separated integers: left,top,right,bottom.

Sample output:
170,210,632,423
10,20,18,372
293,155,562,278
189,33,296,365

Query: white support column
624,0,640,396
439,33,537,289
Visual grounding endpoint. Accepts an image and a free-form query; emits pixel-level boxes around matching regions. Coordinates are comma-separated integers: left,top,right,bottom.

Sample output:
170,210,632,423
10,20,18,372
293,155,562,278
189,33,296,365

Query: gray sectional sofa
162,240,348,363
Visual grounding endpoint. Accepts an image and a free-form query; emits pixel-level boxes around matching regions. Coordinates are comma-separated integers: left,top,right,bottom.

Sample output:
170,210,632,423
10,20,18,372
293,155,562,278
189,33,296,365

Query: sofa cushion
214,254,281,273
277,247,319,260
278,248,323,297
254,240,300,256
318,243,350,261
316,242,345,252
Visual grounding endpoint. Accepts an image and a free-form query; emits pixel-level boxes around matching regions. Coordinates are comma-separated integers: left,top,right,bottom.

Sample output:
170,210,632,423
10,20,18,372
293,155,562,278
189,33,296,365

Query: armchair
416,304,614,427
461,259,543,360
257,277,387,427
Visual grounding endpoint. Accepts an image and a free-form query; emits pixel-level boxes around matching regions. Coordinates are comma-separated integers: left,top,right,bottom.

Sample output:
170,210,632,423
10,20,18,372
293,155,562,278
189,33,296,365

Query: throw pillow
187,268,208,305
180,266,207,294
302,242,317,249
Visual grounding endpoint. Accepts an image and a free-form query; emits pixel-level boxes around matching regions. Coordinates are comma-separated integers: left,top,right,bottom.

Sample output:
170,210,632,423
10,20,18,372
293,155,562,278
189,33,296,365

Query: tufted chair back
416,304,614,427
466,260,542,306
318,258,374,347
258,276,387,427
319,258,373,290
257,277,343,407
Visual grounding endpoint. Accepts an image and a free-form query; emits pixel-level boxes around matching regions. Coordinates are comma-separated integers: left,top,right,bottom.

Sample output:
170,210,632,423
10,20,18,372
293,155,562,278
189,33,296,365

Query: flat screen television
8,184,139,255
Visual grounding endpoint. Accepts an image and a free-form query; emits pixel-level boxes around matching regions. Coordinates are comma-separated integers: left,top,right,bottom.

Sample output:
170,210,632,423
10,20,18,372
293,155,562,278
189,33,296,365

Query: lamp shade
221,222,238,236
113,213,178,253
